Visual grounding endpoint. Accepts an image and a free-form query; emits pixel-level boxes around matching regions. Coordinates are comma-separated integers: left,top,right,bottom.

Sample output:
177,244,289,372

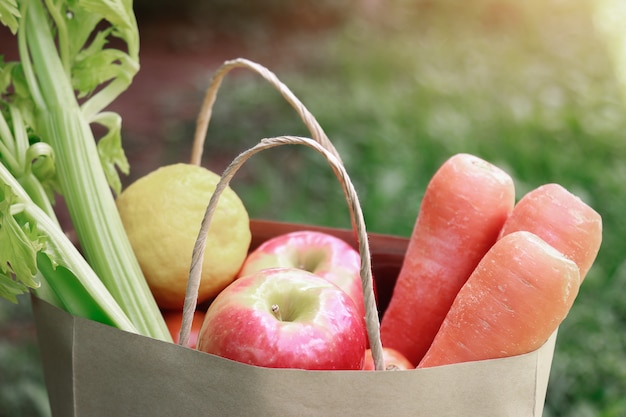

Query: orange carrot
418,231,580,368
380,153,515,365
498,183,602,282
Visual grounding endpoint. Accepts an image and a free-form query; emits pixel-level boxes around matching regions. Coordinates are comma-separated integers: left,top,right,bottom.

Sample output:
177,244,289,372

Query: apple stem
271,304,283,321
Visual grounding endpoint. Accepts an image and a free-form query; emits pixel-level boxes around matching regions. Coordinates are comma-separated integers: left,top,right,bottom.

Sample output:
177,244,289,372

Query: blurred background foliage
1,0,625,416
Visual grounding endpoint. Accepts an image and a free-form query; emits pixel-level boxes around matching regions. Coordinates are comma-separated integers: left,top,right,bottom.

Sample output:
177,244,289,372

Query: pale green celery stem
0,162,135,331
18,173,58,223
42,0,70,75
0,140,19,172
28,201,139,333
0,108,57,221
10,105,29,165
40,107,169,335
0,107,56,220
0,114,19,171
23,0,171,341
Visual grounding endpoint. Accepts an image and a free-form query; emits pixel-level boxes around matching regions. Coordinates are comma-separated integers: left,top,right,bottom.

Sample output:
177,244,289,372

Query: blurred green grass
2,0,625,416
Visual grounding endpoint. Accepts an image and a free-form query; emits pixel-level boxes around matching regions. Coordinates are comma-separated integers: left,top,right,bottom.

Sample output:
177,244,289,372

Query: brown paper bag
32,60,557,416
31,220,557,417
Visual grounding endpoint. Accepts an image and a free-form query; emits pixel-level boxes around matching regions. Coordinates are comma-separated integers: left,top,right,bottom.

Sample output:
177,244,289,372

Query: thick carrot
380,153,515,365
498,183,602,282
418,231,580,368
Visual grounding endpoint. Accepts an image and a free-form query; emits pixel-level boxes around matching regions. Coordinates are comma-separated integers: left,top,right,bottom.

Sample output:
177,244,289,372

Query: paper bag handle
188,57,343,166
181,135,385,370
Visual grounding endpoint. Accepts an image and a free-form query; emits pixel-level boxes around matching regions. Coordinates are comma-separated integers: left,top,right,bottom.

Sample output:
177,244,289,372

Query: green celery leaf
6,62,29,99
1,63,35,129
65,0,138,59
94,111,128,196
77,0,138,56
0,185,44,300
73,47,129,98
0,0,20,34
0,272,27,303
64,2,103,61
1,59,18,95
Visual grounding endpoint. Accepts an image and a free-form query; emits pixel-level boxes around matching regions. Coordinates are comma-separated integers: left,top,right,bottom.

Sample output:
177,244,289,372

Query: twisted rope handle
180,136,385,371
189,58,342,166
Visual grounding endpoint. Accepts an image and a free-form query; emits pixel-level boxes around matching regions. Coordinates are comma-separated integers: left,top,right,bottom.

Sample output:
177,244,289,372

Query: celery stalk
1,161,137,332
0,0,171,342
17,0,170,341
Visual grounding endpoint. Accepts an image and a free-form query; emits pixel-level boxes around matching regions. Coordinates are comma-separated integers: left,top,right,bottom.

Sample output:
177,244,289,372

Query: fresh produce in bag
0,3,603,414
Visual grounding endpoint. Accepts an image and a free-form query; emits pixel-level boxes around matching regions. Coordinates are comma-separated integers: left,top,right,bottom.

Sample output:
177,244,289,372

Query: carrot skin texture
418,231,580,368
498,183,602,282
380,153,516,365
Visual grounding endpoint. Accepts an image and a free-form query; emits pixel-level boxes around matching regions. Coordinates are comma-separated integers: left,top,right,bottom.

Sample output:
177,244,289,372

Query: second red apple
238,230,365,319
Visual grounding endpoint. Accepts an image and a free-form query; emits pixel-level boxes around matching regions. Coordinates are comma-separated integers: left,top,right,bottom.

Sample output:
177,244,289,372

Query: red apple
363,346,414,370
163,309,206,349
197,267,367,370
238,230,365,320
